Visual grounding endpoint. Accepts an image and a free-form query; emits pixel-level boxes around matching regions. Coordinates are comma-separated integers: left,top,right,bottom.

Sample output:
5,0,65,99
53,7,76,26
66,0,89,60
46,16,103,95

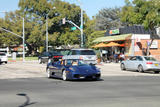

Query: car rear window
80,50,95,55
0,53,5,56
144,57,157,61
72,50,95,55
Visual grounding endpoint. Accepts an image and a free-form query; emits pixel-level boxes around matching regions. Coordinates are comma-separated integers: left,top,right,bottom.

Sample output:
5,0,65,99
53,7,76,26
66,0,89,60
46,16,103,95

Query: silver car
63,48,97,64
121,56,160,73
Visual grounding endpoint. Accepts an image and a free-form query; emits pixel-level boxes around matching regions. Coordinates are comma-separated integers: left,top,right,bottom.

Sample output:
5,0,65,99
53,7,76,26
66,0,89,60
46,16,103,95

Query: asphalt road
1,76,160,107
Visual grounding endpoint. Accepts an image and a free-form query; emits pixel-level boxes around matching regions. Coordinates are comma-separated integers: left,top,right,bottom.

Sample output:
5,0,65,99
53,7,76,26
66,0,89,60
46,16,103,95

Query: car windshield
65,59,88,66
50,51,62,55
144,57,157,61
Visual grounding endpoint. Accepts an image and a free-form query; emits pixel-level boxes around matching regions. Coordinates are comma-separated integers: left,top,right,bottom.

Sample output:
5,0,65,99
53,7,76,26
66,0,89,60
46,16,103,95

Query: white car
121,56,160,73
0,52,8,64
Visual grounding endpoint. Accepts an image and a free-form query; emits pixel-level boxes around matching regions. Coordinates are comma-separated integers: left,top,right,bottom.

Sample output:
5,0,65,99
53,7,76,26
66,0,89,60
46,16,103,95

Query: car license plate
80,76,85,79
155,64,159,66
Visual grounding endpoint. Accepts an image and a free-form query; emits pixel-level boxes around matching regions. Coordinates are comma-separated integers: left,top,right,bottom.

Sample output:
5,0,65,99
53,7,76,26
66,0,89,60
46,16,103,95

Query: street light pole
46,14,48,52
46,7,56,52
22,17,25,62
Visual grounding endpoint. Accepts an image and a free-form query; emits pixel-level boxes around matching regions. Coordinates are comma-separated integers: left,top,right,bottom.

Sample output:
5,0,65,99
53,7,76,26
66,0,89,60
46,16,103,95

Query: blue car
46,59,101,81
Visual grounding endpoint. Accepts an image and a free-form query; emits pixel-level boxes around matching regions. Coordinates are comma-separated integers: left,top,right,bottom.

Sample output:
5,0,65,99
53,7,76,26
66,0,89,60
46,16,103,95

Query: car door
54,61,63,77
133,56,143,70
48,62,57,76
125,56,137,70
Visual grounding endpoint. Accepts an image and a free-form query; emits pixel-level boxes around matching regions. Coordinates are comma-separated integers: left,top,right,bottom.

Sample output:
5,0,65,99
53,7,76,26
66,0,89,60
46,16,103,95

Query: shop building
93,26,160,61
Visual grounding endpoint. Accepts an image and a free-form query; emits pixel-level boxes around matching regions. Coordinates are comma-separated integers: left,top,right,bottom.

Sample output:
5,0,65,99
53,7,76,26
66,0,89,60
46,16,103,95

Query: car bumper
67,73,101,80
145,68,160,71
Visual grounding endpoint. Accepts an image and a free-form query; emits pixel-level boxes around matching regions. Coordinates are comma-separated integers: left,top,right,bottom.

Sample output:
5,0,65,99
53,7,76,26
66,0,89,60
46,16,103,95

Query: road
1,76,160,107
1,61,160,107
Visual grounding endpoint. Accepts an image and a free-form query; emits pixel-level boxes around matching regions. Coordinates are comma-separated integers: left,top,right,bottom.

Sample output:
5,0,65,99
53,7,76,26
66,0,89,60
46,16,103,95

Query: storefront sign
109,29,119,35
150,40,158,49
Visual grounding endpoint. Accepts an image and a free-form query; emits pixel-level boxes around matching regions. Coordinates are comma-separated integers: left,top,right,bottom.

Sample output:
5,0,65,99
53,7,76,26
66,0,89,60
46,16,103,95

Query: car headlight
69,67,76,71
95,67,100,71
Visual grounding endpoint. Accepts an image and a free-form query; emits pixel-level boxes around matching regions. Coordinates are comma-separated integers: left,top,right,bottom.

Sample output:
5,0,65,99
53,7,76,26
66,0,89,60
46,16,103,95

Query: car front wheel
38,58,42,64
47,69,52,78
62,70,67,81
121,63,126,71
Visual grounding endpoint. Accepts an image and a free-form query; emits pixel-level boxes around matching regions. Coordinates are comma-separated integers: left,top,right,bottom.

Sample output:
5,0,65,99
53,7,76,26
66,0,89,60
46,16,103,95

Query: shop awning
92,42,108,48
93,34,132,43
104,42,120,47
92,42,121,48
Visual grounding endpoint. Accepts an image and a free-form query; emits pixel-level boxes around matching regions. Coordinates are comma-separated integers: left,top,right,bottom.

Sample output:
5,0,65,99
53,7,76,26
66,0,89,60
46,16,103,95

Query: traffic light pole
80,1,84,48
62,0,84,48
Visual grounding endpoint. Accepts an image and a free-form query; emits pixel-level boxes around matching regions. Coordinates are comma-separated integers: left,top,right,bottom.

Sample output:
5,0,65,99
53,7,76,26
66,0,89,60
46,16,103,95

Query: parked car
63,48,97,64
38,49,70,64
120,56,160,73
0,52,8,64
46,59,101,81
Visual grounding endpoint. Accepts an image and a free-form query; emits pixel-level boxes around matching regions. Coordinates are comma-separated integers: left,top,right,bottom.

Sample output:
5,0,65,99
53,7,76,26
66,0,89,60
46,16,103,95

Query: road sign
71,27,76,30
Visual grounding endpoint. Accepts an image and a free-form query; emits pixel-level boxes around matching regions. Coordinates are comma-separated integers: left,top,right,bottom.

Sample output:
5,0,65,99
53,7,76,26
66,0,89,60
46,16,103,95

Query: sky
0,0,126,19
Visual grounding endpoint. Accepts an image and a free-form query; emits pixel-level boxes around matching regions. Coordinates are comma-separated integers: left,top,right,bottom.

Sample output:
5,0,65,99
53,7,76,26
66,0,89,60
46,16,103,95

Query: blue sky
0,0,126,18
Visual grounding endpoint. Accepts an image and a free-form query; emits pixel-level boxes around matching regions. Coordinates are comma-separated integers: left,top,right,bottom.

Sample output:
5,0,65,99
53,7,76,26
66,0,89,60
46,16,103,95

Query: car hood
72,65,99,74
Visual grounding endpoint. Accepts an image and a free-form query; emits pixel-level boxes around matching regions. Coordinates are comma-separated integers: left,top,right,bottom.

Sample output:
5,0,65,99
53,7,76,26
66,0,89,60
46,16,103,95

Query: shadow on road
16,93,37,107
70,78,104,82
48,76,104,82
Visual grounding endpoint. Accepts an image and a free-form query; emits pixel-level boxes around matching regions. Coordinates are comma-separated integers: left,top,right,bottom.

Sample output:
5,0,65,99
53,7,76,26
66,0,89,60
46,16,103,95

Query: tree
0,0,94,55
0,11,22,47
18,0,90,50
95,7,122,31
120,0,160,55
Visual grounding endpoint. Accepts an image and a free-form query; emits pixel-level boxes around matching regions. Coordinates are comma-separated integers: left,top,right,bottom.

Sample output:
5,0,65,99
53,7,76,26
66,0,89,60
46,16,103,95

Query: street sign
109,29,120,35
71,27,76,30
62,18,66,24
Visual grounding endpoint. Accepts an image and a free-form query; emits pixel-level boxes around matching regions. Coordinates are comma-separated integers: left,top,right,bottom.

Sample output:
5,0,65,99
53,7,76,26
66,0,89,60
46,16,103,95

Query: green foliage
120,0,160,30
87,30,106,48
0,0,94,55
95,7,122,30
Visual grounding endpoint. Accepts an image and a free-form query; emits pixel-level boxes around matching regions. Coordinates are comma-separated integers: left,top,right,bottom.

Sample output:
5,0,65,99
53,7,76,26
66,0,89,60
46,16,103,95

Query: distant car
0,58,2,64
120,56,160,73
63,48,97,65
38,49,69,64
0,52,8,64
38,52,52,64
46,59,101,81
